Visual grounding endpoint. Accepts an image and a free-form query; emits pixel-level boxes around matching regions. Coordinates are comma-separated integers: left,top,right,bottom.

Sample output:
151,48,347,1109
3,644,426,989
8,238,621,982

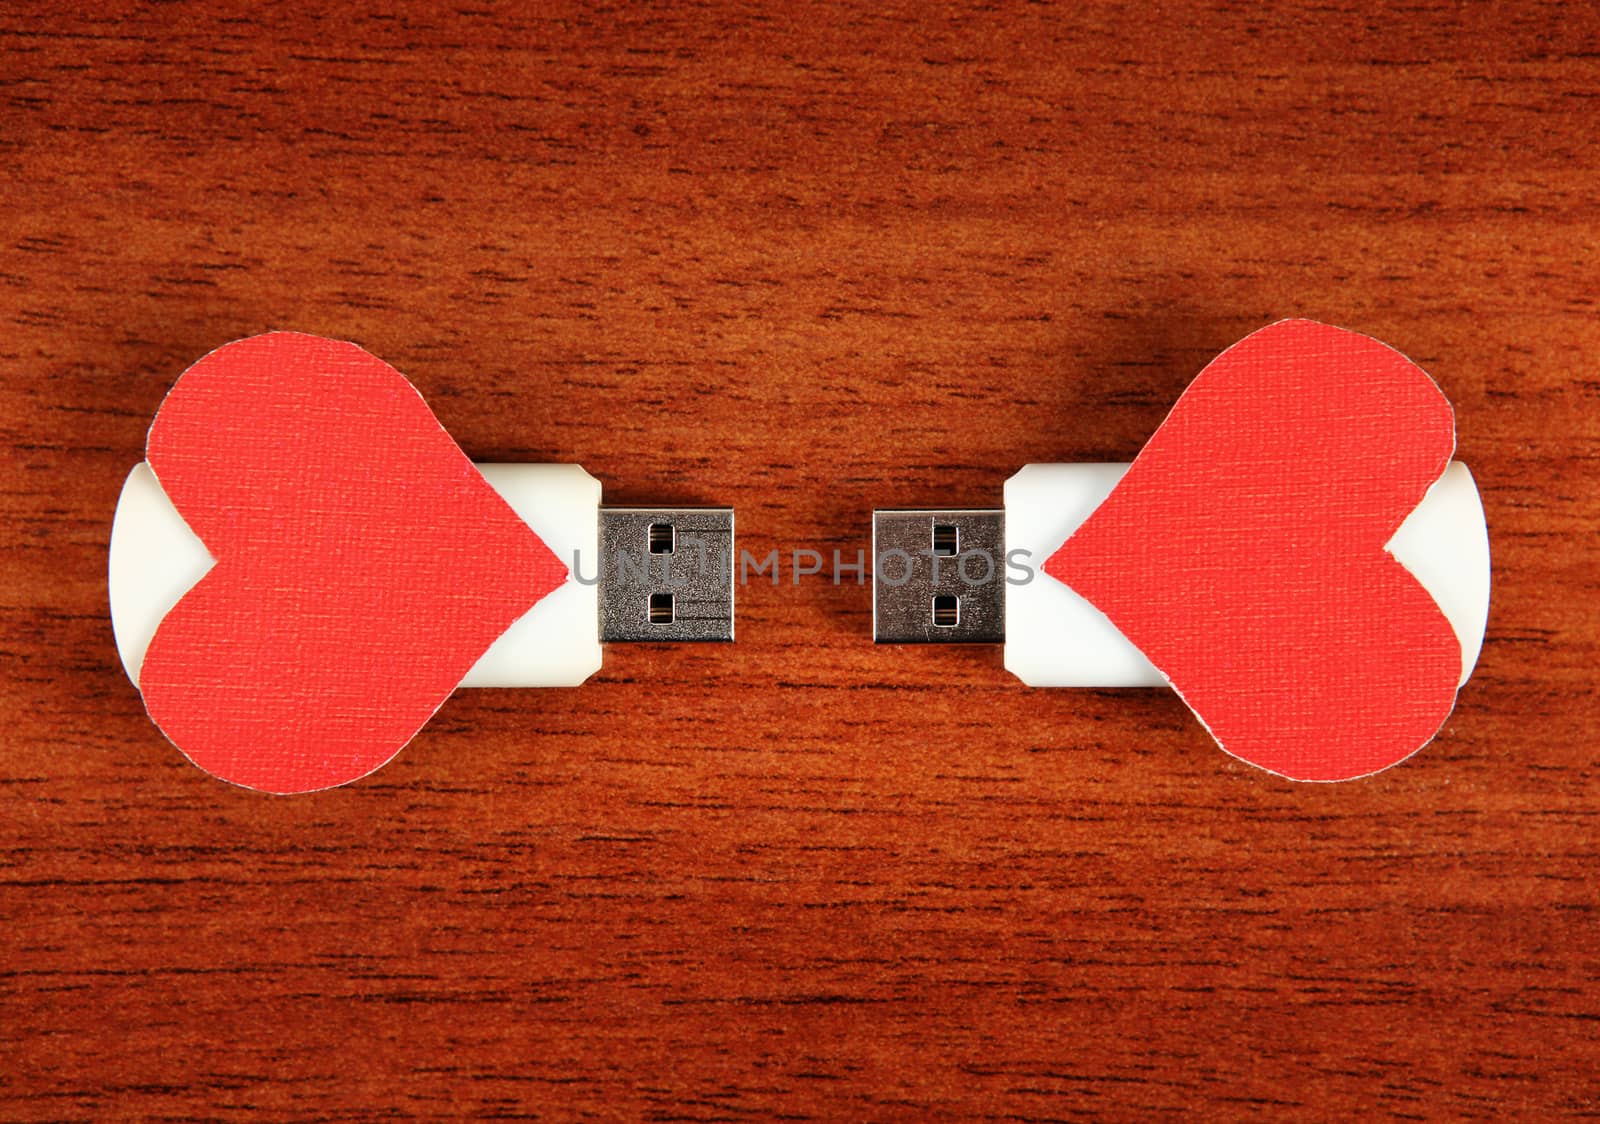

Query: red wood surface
2,2,1597,1119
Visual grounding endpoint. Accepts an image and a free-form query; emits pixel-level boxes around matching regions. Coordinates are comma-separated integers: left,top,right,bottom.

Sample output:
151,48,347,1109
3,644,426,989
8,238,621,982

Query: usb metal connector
872,509,1005,643
598,508,735,642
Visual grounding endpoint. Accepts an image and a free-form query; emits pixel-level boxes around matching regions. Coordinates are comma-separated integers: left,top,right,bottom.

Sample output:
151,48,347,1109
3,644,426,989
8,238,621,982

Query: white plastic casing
1003,462,1490,689
109,463,604,691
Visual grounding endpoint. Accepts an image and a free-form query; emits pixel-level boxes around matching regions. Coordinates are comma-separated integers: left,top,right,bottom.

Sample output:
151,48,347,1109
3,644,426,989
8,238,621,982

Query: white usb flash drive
871,460,1490,688
110,462,735,693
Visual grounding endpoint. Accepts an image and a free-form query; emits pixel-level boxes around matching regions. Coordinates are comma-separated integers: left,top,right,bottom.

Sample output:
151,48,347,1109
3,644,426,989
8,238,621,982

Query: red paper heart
139,333,567,793
1045,320,1462,781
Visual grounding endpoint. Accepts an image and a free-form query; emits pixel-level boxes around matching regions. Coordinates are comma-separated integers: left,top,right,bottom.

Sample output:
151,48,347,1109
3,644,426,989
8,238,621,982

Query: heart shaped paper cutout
139,332,567,793
1045,319,1462,781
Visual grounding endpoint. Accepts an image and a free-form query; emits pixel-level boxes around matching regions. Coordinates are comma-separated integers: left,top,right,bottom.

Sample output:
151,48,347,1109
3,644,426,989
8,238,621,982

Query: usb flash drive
871,320,1492,782
871,462,1487,686
111,464,735,692
106,330,734,793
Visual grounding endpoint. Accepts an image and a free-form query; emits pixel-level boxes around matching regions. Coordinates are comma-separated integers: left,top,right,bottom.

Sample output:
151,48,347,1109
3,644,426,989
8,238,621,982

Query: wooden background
2,2,1597,1118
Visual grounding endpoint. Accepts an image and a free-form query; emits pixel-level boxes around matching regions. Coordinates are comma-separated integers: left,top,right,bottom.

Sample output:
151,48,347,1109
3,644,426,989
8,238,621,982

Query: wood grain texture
2,1,1598,1118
